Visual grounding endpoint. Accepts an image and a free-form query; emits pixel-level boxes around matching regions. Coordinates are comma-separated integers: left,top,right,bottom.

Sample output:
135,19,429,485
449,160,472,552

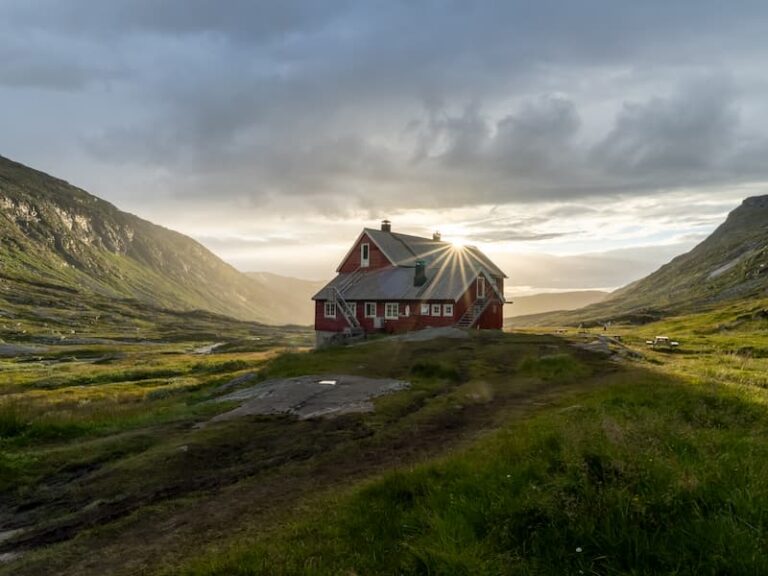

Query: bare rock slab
207,374,410,422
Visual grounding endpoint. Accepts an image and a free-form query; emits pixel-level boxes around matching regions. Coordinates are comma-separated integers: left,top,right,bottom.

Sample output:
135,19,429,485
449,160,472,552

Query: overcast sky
2,1,767,293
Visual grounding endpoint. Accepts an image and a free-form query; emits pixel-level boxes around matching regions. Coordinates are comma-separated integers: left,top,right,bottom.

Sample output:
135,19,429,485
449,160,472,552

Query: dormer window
360,243,370,267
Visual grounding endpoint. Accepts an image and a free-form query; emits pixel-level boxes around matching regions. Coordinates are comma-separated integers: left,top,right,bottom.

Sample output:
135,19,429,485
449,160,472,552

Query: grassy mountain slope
505,290,608,319
511,195,768,326
0,155,280,323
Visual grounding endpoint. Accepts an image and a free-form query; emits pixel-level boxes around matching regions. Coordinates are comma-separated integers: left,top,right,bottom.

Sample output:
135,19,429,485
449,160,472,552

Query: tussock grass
184,371,768,576
518,353,590,381
4,308,768,576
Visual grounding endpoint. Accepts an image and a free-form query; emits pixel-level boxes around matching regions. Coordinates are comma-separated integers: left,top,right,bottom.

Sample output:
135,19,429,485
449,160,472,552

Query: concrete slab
207,374,410,422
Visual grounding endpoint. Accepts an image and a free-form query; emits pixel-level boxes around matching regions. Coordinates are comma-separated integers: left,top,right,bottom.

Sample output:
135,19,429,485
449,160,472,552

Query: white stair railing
331,287,361,330
455,298,493,328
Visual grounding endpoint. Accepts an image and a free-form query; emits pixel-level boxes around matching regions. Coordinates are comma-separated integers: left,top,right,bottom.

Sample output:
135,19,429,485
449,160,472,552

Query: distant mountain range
0,155,318,327
245,272,325,326
511,195,768,326
504,290,608,320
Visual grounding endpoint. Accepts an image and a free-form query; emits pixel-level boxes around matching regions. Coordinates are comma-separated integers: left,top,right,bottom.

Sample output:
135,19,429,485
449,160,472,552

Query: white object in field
318,380,337,386
649,336,679,349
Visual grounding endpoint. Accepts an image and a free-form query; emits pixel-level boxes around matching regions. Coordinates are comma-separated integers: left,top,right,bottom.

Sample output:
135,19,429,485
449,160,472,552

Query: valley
1,295,767,574
1,160,767,575
504,290,609,320
5,5,768,573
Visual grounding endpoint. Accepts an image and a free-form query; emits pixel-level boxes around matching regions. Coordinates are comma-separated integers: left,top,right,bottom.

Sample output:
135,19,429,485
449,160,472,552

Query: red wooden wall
338,233,392,272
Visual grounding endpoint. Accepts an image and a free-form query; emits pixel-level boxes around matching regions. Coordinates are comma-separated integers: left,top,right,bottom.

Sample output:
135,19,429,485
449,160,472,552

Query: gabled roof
336,228,507,278
317,228,507,302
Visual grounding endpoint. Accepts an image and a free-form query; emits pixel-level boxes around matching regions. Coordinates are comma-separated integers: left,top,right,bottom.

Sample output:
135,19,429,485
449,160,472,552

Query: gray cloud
0,1,351,43
4,2,768,216
593,78,739,182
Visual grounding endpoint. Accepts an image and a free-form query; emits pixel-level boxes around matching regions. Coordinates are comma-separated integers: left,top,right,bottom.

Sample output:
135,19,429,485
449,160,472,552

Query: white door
477,276,486,299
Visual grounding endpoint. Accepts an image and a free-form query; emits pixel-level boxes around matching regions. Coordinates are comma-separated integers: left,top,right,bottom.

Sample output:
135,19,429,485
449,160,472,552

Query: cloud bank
1,1,766,285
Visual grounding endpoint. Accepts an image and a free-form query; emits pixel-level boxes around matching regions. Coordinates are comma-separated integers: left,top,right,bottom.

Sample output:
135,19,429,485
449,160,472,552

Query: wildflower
576,547,582,553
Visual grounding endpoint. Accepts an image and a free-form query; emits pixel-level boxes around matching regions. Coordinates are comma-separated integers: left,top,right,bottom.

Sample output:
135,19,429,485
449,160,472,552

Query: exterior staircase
330,270,365,341
331,287,362,331
456,298,492,329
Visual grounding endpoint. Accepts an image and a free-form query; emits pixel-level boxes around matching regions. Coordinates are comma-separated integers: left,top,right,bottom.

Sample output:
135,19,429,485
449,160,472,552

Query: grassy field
2,300,768,574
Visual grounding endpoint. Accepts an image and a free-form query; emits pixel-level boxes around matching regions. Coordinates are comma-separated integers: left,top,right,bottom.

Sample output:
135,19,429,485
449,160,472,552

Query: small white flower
576,547,582,553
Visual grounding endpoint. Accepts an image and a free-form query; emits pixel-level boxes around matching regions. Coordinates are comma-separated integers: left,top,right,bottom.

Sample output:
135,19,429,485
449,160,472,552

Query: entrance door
477,275,486,299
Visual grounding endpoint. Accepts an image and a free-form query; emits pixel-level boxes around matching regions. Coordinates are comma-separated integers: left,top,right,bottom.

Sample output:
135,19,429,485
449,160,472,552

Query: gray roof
354,228,507,278
315,229,507,302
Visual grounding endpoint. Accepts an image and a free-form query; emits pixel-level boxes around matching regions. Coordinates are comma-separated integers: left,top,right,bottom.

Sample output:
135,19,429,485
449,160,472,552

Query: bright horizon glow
2,2,765,294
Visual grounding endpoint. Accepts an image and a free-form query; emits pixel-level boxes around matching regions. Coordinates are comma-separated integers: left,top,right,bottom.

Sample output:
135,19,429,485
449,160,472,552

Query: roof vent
432,231,441,241
414,260,427,287
381,219,391,232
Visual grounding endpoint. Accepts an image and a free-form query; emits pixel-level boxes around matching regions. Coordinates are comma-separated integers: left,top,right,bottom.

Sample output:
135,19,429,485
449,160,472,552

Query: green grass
184,370,768,576
3,301,768,576
176,302,768,576
1,331,588,576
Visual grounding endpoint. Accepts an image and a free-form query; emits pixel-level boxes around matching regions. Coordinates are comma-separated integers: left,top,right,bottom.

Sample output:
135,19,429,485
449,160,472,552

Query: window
346,301,356,316
365,302,377,318
477,275,486,299
443,303,454,317
360,243,370,267
384,302,399,319
431,303,441,316
324,302,336,318
420,303,430,315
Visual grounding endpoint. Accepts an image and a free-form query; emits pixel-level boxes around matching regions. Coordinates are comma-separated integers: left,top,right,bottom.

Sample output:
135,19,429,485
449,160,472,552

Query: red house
313,220,507,345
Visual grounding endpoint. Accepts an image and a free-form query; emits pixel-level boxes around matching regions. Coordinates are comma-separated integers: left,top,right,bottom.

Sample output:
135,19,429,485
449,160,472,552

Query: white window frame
364,302,377,318
443,303,454,317
360,243,370,267
477,275,486,299
431,303,441,316
384,302,399,320
324,302,336,318
420,303,430,315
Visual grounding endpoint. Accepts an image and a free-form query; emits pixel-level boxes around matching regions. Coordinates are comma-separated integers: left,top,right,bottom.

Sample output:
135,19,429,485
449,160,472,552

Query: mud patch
206,374,410,423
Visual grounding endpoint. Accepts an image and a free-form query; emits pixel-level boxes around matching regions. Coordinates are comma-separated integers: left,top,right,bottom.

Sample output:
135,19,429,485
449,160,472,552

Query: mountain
511,196,768,326
246,272,326,326
0,155,282,325
504,290,608,319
